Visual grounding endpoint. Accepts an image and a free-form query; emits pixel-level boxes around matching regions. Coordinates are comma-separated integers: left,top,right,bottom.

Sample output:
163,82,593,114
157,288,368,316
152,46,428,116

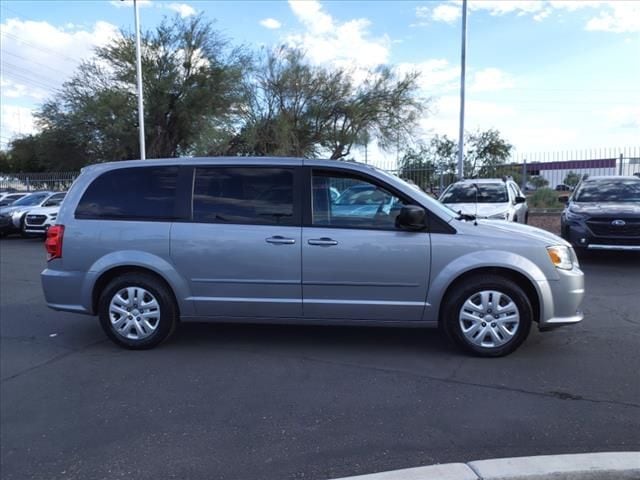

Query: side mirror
558,195,569,204
397,205,426,231
515,196,526,204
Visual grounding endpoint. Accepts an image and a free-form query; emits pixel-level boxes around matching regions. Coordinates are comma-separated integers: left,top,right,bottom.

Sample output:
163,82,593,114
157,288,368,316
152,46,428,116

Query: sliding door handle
308,238,338,246
266,236,296,245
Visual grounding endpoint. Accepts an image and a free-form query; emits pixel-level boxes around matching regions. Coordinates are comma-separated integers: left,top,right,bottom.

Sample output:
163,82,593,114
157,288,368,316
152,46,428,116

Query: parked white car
439,178,529,223
23,199,65,236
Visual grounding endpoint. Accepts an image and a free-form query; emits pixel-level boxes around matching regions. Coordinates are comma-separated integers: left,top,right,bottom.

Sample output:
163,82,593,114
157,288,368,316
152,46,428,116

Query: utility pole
457,0,467,180
133,0,146,159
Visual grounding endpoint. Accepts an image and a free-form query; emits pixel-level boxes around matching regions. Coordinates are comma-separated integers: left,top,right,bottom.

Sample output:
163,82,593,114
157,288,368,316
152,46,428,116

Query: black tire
98,272,178,349
442,274,533,357
524,212,529,224
19,214,29,238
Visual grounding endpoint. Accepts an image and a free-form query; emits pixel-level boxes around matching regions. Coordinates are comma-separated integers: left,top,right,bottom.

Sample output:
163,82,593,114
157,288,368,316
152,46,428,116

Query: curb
328,452,640,480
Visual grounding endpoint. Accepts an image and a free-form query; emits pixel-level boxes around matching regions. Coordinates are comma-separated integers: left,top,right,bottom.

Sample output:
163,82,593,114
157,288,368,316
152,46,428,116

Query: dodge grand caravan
41,158,584,356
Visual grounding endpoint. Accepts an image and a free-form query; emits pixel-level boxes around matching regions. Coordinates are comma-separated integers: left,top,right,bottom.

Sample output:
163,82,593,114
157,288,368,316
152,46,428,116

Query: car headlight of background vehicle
547,245,575,270
488,211,510,220
564,209,585,223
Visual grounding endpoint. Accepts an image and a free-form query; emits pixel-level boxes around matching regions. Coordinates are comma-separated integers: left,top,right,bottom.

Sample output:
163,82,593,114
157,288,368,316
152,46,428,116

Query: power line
1,31,81,65
0,49,73,77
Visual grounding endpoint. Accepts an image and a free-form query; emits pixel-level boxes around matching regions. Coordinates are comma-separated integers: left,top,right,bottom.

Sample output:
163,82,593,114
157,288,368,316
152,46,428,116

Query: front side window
75,167,178,220
44,193,66,207
193,167,295,225
312,172,406,229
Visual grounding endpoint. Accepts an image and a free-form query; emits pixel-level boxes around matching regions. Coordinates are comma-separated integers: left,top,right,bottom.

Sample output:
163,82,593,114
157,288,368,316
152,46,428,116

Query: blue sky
1,0,639,164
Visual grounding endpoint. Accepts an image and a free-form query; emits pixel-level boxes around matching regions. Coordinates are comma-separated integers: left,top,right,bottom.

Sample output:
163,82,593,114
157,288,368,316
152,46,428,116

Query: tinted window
12,193,49,207
76,167,178,220
313,172,406,230
574,179,640,203
193,167,295,225
440,183,508,203
43,193,66,207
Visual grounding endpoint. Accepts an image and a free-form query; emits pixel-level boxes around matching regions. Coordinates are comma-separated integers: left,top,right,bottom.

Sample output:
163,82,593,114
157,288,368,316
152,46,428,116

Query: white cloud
0,18,119,141
109,0,153,8
1,105,37,143
605,106,640,129
167,3,196,18
585,1,640,33
286,0,390,70
432,4,462,23
425,0,639,33
470,68,515,93
260,18,282,29
398,59,460,93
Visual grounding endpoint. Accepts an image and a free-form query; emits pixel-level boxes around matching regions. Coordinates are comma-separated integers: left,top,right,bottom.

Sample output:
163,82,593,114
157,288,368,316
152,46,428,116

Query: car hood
444,202,511,218
457,218,569,247
0,205,30,216
570,202,640,216
25,206,59,215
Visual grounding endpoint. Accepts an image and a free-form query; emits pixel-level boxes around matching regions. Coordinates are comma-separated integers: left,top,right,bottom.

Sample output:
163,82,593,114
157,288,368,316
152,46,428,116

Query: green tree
563,171,581,187
35,14,247,165
529,175,549,189
227,47,426,160
467,129,513,178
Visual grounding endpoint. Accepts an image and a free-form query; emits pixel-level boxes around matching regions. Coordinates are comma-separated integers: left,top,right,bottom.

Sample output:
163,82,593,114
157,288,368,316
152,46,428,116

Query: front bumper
562,221,640,251
537,265,585,330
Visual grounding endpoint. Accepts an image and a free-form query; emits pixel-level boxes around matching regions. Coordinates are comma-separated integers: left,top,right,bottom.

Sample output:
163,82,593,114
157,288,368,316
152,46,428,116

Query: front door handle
266,236,296,245
308,238,338,246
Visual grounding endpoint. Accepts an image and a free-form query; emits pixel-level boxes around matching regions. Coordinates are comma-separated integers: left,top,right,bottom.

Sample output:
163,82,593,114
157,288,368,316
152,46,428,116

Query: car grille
586,218,640,237
26,214,47,226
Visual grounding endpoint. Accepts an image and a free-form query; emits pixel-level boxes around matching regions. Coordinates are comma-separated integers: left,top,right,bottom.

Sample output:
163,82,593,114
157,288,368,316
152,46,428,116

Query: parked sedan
560,176,640,252
0,191,65,237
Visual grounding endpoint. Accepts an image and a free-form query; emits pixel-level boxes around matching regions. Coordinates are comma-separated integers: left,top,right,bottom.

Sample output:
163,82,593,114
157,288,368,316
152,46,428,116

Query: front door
171,166,302,318
302,169,431,321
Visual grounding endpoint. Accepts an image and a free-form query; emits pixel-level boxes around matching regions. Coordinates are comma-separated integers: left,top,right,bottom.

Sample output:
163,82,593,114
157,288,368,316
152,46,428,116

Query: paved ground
1,237,639,480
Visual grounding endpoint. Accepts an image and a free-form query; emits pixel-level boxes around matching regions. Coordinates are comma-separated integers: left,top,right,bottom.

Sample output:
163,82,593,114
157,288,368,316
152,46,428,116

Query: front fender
82,250,193,315
425,250,552,324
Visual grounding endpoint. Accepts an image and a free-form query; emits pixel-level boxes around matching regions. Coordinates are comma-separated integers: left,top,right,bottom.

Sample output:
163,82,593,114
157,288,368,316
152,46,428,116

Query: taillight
45,225,64,261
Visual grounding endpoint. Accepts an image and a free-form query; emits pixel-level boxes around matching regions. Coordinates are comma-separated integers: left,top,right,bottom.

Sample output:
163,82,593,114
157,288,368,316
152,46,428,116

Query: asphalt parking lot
1,237,639,480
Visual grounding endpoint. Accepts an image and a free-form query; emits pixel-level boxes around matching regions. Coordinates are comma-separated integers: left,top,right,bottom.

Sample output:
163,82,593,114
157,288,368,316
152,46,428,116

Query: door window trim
302,167,430,233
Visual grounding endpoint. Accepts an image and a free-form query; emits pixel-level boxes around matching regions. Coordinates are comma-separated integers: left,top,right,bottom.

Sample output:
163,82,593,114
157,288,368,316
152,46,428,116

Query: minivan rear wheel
98,273,177,349
442,274,532,357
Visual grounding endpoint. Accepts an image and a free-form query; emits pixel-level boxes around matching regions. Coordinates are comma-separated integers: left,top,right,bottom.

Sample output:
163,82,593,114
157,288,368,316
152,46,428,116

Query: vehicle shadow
170,321,454,356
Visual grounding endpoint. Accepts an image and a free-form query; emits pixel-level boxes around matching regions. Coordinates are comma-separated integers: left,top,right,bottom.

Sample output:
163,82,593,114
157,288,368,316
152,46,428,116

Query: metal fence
377,146,640,197
1,147,638,197
0,172,78,192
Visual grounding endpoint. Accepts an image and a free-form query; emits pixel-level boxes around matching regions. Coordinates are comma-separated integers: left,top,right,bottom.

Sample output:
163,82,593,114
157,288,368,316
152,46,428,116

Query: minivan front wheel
443,275,532,357
98,273,177,349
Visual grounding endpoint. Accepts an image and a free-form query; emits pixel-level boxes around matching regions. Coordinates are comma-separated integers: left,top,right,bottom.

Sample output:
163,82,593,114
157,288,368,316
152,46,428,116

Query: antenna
472,182,479,226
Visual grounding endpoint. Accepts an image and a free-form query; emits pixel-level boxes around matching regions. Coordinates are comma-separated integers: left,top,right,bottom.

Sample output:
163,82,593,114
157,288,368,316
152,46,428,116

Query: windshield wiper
456,210,476,221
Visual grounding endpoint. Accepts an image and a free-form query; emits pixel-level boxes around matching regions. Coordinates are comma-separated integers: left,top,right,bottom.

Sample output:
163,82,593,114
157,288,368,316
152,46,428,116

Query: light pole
133,0,146,159
457,0,467,179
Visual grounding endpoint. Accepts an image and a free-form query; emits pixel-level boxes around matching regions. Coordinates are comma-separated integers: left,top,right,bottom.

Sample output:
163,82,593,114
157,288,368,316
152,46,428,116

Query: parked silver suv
41,158,584,356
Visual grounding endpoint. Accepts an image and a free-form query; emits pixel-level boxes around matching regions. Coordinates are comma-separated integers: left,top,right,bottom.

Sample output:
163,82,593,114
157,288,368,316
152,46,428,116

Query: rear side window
193,167,295,225
76,167,178,220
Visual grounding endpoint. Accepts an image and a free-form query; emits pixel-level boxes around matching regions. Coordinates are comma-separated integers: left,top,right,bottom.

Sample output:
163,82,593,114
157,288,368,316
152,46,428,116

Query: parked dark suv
560,176,640,252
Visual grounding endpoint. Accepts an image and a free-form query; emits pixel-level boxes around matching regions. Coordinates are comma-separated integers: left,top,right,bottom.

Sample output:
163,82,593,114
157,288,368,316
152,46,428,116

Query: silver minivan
42,158,584,356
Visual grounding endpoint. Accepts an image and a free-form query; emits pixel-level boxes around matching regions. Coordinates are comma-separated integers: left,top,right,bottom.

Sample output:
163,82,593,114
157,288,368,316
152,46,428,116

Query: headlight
547,245,574,270
488,211,509,220
564,209,585,222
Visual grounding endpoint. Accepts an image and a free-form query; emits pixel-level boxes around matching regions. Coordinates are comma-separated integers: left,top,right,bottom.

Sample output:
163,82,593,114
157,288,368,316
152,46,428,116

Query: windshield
441,183,508,203
574,180,640,203
11,193,48,207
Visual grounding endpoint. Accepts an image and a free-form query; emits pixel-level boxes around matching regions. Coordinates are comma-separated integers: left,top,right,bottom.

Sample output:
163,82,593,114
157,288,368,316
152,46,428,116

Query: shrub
529,187,562,208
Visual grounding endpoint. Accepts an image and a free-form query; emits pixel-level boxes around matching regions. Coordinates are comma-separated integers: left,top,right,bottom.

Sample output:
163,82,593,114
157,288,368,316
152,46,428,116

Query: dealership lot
1,238,639,480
